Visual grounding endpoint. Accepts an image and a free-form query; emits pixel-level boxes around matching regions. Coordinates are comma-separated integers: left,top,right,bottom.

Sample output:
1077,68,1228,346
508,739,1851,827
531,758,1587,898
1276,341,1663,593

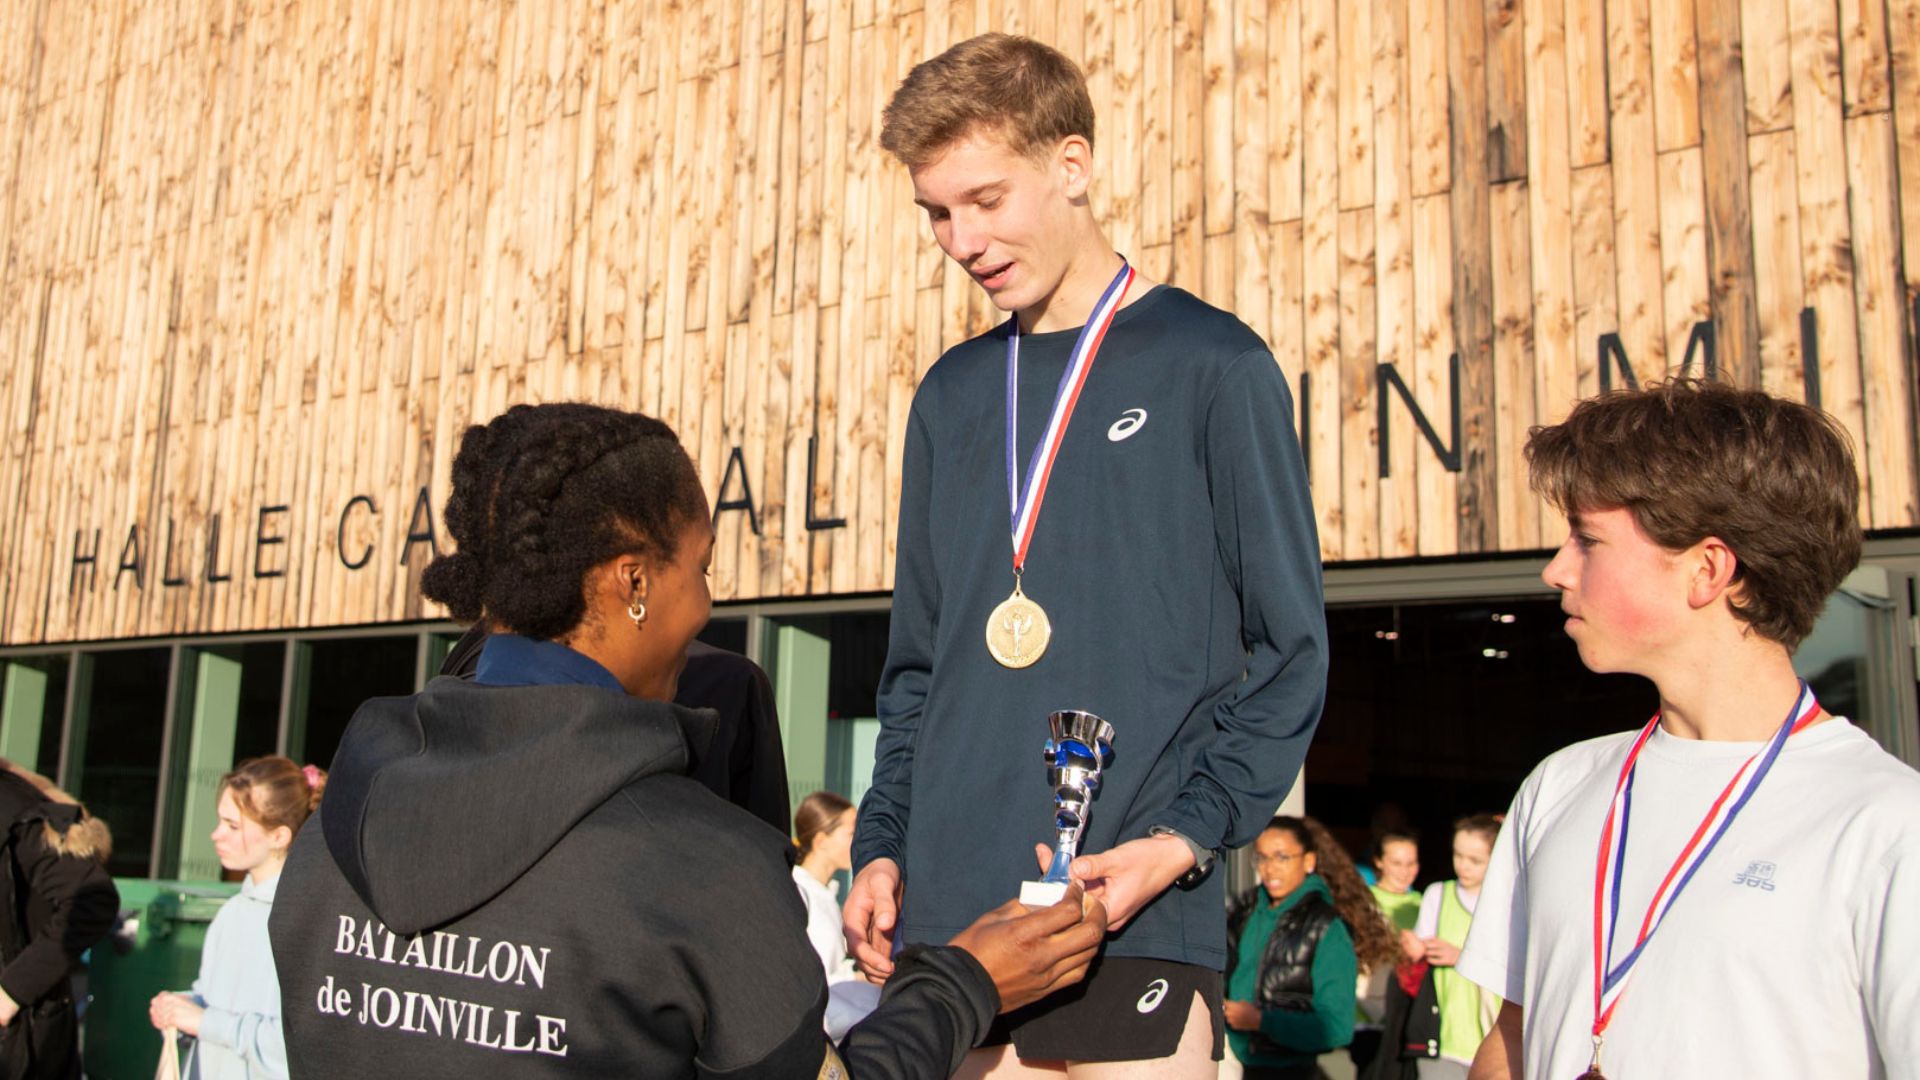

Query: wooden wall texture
1,0,1916,644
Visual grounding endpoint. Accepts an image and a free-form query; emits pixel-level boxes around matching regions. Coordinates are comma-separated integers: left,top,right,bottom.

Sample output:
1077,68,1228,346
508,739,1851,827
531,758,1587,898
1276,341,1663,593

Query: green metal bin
81,879,240,1080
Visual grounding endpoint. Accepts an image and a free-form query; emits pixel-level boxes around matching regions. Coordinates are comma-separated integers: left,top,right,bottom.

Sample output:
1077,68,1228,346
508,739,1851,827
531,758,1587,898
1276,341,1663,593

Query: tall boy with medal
845,34,1328,1079
1456,380,1920,1080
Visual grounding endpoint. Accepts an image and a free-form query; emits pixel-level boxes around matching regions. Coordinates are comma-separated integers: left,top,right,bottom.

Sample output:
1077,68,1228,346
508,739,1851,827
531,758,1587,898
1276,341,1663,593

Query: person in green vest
1225,817,1401,1079
1353,827,1423,1072
1368,828,1423,935
1411,814,1503,1078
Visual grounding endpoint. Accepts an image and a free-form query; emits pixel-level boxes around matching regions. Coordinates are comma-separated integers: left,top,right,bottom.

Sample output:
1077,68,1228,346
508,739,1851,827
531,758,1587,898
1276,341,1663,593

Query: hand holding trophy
1020,710,1115,907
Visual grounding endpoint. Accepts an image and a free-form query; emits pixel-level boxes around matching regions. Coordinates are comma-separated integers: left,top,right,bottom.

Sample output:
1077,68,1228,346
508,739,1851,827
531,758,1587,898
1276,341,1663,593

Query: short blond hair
880,34,1095,168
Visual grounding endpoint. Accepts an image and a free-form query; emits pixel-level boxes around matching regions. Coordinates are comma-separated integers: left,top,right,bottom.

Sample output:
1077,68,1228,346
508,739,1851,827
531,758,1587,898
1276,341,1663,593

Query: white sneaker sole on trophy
1020,880,1069,907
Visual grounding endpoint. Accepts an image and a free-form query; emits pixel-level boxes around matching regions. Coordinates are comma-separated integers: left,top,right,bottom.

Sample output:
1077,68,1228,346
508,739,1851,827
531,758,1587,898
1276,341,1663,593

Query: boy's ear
1686,536,1742,611
1057,135,1094,200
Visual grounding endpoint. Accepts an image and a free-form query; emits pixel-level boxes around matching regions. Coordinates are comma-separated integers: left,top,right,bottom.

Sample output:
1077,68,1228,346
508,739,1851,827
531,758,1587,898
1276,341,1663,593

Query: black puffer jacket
1225,882,1338,1059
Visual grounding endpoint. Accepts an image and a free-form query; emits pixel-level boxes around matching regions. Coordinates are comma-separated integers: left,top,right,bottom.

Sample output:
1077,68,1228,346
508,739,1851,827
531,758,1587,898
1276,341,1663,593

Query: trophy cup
1020,709,1116,907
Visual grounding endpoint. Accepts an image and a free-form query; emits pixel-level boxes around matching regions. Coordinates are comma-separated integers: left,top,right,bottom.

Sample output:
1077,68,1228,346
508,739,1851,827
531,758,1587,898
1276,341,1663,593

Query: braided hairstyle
420,404,707,640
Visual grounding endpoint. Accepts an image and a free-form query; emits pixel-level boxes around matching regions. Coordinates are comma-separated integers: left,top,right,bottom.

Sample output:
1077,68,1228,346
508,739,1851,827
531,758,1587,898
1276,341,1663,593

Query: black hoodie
269,676,996,1078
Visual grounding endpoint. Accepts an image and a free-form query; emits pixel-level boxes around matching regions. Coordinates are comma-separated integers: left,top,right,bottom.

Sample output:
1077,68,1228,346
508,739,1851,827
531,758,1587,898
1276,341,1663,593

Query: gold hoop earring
627,597,648,627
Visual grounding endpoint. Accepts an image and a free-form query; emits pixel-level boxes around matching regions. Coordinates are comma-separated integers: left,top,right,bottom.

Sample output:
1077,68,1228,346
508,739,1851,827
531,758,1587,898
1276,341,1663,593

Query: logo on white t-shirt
1108,408,1148,441
1136,978,1170,1013
1732,860,1777,891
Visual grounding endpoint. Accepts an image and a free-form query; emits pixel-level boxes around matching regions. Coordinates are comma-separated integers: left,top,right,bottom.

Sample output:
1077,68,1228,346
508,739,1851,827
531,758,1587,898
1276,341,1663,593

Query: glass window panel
232,642,286,764
35,657,67,777
1795,590,1871,730
826,613,889,721
75,648,173,879
1,655,69,776
297,638,419,770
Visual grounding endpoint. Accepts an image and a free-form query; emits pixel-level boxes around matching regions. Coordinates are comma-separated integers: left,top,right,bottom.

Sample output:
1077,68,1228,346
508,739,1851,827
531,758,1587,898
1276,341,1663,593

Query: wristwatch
1148,825,1216,889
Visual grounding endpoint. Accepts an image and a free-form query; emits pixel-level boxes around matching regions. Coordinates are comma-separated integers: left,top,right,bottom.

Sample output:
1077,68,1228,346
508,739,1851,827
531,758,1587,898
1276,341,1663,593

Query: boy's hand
1400,929,1426,961
1027,833,1194,930
947,885,1107,1013
1222,999,1262,1031
844,858,903,982
1425,938,1461,967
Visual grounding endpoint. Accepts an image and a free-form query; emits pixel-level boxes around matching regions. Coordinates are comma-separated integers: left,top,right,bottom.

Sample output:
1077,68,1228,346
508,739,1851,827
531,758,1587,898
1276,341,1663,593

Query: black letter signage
255,505,291,579
713,447,762,536
337,496,375,571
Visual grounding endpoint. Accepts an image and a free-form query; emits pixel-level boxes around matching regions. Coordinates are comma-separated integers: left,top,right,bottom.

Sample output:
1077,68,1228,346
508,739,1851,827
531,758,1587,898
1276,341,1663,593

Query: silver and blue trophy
1020,709,1116,907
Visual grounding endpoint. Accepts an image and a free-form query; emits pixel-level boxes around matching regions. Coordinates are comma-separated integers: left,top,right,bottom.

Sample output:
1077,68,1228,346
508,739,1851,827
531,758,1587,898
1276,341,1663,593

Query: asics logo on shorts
1135,978,1170,1013
1108,408,1148,442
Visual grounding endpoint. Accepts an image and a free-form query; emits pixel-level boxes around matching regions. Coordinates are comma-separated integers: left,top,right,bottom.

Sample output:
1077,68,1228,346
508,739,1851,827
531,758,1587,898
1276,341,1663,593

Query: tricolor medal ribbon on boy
1580,681,1822,1079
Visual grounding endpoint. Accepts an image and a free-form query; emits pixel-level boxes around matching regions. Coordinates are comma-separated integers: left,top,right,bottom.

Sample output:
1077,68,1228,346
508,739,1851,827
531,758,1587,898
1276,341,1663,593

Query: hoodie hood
322,675,720,935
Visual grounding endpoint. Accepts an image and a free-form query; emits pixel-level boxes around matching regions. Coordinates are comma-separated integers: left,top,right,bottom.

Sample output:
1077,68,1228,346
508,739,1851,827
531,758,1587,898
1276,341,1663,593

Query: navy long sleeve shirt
853,285,1328,969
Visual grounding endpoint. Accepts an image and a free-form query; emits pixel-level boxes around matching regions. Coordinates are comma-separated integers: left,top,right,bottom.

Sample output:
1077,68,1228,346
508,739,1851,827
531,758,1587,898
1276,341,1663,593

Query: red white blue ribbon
1590,681,1822,1037
1005,260,1135,572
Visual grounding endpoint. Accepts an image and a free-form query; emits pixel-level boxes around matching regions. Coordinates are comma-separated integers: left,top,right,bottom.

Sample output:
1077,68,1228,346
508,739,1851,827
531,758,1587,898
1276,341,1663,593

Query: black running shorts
979,955,1225,1063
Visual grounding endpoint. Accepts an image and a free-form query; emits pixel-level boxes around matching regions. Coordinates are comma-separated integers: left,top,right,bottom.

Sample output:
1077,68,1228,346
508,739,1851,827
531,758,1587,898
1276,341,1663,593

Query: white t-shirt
792,865,881,1040
1458,718,1920,1079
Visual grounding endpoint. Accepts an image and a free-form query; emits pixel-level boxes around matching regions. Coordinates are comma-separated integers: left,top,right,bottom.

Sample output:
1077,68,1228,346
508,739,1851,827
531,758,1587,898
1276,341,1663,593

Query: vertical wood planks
1410,193,1460,554
1408,0,1450,195
2,0,1919,644
1839,0,1892,116
1375,0,1419,558
1301,0,1344,558
1490,179,1540,550
1649,0,1700,150
1891,0,1920,299
1337,0,1374,209
1746,130,1806,398
1524,0,1578,435
1484,0,1529,183
1338,207,1379,560
1789,0,1870,510
1450,0,1500,551
1846,110,1918,524
1607,0,1670,372
1742,0,1795,133
1696,0,1762,386
1232,0,1271,346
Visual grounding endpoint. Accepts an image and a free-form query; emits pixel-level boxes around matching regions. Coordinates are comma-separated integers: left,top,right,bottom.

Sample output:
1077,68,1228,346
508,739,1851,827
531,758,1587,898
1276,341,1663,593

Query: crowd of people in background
1219,811,1504,1080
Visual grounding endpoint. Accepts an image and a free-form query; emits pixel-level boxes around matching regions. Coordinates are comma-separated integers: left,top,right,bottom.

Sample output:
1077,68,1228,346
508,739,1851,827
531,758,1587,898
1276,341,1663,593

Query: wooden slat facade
1,0,1916,644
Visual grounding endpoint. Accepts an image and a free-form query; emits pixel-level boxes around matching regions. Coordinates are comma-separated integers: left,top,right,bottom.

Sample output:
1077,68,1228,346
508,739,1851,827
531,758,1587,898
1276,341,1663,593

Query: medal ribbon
1005,260,1135,573
1590,681,1821,1039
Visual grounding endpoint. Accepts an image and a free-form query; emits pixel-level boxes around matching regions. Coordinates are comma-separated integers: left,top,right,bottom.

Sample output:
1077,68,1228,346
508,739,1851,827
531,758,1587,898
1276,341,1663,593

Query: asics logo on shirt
1108,408,1148,442
1136,978,1170,1013
1732,860,1777,891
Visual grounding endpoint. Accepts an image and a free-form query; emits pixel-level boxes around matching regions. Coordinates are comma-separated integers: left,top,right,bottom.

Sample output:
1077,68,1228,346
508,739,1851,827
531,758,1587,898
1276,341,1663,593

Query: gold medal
986,580,1052,668
993,261,1134,667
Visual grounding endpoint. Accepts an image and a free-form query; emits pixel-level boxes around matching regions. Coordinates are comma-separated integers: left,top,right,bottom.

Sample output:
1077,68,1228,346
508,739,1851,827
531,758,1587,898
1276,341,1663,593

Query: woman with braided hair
268,403,1107,1080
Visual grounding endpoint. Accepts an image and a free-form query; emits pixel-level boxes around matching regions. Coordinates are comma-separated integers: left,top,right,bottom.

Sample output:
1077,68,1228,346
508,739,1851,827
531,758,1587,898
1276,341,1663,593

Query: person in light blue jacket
149,757,325,1080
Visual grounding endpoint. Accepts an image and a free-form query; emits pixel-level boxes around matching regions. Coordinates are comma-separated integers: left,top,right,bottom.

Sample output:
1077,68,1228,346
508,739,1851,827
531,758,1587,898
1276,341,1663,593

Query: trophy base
1020,880,1069,907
